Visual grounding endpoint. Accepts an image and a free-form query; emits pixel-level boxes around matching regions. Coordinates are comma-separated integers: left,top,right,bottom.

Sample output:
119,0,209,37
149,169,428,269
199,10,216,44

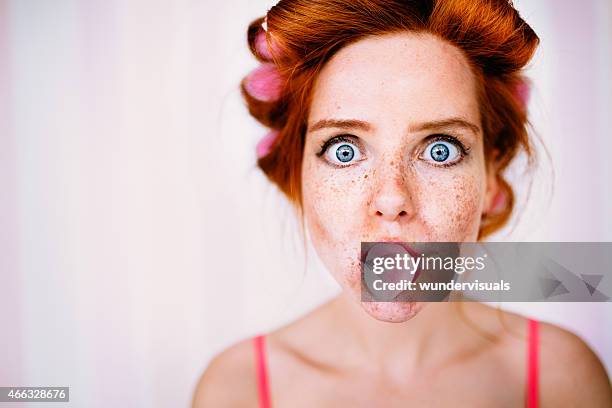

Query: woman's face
302,32,499,322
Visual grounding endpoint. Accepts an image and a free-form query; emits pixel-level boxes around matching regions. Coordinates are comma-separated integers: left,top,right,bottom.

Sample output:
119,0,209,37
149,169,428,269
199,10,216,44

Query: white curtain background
0,0,610,406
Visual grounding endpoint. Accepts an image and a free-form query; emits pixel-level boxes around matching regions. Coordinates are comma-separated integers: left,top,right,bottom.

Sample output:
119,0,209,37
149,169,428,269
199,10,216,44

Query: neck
323,293,470,379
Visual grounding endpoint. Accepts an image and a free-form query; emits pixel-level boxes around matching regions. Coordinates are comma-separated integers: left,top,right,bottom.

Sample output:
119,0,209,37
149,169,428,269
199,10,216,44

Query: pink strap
526,318,539,408
253,335,271,408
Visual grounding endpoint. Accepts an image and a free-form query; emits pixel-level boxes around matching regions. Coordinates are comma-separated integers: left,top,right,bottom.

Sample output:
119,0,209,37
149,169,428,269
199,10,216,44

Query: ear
482,155,503,216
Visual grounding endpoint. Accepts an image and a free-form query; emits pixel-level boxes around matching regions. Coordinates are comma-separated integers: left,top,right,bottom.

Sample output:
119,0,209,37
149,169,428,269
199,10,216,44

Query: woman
194,0,612,406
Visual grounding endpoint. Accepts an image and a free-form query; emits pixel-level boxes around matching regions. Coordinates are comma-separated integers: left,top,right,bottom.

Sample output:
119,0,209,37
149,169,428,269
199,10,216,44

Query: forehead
309,32,480,127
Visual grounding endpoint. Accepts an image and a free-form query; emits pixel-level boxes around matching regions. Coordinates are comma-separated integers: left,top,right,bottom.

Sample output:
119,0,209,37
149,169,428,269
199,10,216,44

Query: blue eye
322,137,362,166
336,144,355,162
430,143,450,162
423,139,461,165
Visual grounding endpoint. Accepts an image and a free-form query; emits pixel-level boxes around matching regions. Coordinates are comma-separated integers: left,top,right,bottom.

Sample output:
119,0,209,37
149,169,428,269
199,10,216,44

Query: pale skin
193,33,612,407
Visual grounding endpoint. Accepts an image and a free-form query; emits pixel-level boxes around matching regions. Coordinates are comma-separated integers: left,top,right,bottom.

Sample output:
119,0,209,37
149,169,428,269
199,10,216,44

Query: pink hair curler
255,31,273,60
244,63,283,102
514,79,531,110
256,130,279,158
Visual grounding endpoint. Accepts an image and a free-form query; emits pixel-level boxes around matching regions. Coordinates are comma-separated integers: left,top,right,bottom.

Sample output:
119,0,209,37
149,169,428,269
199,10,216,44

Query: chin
360,301,426,323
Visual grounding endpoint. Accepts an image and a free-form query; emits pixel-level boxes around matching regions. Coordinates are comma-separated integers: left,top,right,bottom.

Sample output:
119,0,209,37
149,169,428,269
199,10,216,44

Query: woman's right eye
319,136,363,167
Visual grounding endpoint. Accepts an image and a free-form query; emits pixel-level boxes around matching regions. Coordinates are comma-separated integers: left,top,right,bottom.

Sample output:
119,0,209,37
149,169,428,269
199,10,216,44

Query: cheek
302,157,369,288
415,165,485,241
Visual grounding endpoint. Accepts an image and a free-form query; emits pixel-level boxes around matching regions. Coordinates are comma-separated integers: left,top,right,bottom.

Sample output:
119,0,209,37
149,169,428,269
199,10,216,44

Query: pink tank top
253,318,540,408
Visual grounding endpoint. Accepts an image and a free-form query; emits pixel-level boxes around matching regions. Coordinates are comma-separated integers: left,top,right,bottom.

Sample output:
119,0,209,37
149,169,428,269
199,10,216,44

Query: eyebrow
410,118,481,136
307,118,372,133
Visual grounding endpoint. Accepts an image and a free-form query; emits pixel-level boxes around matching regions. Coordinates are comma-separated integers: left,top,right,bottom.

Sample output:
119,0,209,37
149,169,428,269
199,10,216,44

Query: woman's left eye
421,138,463,166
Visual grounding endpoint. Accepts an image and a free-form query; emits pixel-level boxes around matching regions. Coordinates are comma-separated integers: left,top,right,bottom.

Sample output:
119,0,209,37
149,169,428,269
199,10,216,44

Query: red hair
241,0,539,240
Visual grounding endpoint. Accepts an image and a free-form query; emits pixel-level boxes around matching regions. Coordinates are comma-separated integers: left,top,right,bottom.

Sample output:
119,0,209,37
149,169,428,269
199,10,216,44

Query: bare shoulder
537,321,612,406
191,338,258,408
192,302,333,408
460,303,611,405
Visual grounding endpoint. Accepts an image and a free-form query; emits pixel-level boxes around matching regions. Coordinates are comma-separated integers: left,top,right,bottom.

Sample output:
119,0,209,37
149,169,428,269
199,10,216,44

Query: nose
370,167,415,223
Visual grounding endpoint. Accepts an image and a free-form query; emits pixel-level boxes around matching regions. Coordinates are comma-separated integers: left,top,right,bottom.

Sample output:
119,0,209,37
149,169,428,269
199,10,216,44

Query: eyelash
316,134,470,167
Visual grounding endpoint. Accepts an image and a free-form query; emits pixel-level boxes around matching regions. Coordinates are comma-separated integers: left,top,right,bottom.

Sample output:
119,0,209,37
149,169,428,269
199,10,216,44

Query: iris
430,143,450,162
336,144,355,162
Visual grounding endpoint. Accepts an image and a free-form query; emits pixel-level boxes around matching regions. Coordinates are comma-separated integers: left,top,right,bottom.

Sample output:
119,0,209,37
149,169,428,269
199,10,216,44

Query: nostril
375,210,407,218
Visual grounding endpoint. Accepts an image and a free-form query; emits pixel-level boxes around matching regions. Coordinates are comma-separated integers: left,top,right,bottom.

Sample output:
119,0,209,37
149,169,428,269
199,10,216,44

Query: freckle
364,174,368,179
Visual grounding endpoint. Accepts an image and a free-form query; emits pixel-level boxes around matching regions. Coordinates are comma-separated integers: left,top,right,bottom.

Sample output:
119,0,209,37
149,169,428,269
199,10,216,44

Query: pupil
431,143,449,162
336,145,354,162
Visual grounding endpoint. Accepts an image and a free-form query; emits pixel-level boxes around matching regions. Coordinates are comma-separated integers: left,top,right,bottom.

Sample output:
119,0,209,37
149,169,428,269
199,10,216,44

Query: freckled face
302,33,496,322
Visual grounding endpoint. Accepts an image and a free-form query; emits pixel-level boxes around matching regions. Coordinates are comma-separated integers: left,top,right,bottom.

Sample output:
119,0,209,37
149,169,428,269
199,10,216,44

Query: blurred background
1,0,611,406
